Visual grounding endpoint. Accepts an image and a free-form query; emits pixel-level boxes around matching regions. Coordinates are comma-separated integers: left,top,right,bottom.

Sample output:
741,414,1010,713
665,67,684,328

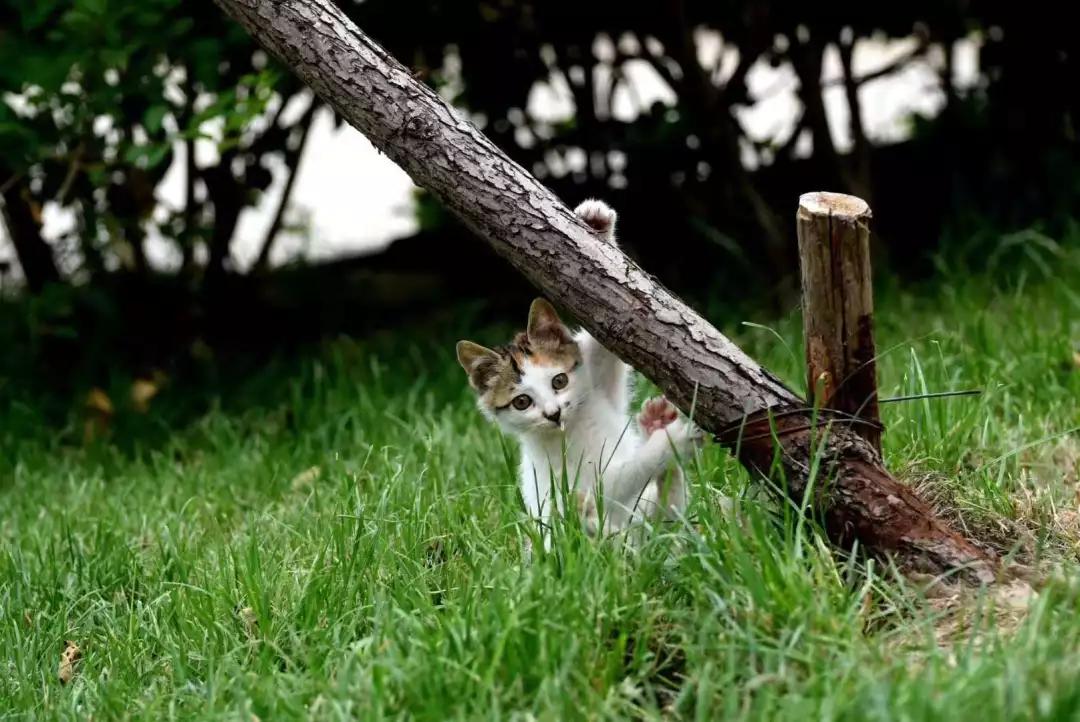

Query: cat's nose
543,408,561,426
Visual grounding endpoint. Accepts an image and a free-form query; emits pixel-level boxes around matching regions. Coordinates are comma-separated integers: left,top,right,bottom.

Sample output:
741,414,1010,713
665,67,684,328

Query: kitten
456,199,700,547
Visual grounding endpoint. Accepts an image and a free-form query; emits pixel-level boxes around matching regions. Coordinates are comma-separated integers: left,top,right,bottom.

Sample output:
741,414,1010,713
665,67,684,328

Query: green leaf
145,143,170,168
122,142,170,169
120,143,139,163
143,104,169,134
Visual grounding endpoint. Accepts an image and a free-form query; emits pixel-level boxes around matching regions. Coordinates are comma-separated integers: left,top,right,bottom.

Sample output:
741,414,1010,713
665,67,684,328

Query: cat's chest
526,421,633,473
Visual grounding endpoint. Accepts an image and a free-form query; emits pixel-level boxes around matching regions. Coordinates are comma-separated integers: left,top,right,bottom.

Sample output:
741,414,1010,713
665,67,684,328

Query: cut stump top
798,192,871,220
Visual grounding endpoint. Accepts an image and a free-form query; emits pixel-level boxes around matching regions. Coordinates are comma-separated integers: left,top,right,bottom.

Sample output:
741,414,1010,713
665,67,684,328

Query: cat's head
457,298,585,436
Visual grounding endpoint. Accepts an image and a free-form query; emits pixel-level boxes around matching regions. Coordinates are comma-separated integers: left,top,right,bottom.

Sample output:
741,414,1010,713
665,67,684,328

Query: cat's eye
551,373,569,390
511,394,533,410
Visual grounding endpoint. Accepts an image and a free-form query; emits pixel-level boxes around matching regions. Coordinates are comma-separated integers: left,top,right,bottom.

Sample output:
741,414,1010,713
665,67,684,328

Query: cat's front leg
519,463,559,554
597,423,696,515
573,330,631,414
599,397,701,516
572,199,632,412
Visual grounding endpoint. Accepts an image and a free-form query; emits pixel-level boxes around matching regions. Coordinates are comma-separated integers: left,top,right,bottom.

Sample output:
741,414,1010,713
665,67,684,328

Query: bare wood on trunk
798,192,881,453
211,0,997,585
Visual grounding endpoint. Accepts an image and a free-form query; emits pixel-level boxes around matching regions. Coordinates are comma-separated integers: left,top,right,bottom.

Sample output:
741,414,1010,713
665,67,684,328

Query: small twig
253,100,318,272
54,142,85,204
880,389,982,404
713,389,983,445
0,170,25,196
823,39,931,89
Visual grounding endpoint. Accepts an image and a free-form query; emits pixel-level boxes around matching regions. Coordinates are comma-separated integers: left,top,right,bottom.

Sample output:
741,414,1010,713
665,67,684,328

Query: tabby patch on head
456,299,580,409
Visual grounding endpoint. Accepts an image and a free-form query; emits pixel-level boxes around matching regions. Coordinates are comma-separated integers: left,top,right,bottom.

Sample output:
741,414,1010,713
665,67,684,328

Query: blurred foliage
0,0,302,288
0,0,1077,372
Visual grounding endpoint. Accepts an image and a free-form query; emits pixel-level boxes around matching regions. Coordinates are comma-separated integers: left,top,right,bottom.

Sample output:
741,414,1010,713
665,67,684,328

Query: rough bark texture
798,192,881,453
213,0,997,584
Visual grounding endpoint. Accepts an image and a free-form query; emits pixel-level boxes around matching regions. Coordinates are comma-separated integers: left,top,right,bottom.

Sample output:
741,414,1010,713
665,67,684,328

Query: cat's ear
456,340,499,390
527,298,572,346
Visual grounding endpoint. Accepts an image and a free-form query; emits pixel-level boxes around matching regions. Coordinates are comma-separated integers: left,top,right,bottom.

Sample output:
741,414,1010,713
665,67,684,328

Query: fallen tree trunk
212,0,997,584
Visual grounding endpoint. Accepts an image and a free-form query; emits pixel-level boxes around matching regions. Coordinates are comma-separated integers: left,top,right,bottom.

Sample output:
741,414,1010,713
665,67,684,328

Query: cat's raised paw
574,199,617,239
639,396,679,436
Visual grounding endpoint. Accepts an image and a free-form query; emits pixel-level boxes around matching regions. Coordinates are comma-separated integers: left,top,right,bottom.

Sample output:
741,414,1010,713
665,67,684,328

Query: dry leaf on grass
83,388,114,443
238,606,258,639
58,640,81,685
291,466,322,491
85,388,113,415
130,372,167,413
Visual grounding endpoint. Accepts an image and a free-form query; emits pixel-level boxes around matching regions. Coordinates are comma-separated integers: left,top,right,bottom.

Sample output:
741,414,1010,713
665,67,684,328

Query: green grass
2,247,1080,720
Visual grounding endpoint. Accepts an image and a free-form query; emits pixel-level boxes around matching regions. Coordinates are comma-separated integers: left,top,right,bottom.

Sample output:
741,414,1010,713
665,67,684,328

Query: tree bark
798,192,881,453
254,100,318,272
836,39,873,203
202,157,245,285
0,175,61,293
790,35,840,187
211,0,997,584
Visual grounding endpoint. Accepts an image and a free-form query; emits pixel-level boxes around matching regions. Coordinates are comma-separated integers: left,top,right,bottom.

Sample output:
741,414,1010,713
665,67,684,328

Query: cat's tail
574,199,617,244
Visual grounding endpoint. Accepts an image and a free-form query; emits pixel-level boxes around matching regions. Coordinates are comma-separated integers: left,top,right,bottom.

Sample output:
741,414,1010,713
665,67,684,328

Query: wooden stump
797,192,881,453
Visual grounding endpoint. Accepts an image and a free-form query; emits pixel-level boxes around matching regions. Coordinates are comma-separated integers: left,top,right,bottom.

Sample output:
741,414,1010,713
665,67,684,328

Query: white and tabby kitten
456,200,699,548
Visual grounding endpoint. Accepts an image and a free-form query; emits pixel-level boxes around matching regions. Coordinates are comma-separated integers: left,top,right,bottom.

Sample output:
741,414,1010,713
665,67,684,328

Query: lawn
2,245,1079,720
